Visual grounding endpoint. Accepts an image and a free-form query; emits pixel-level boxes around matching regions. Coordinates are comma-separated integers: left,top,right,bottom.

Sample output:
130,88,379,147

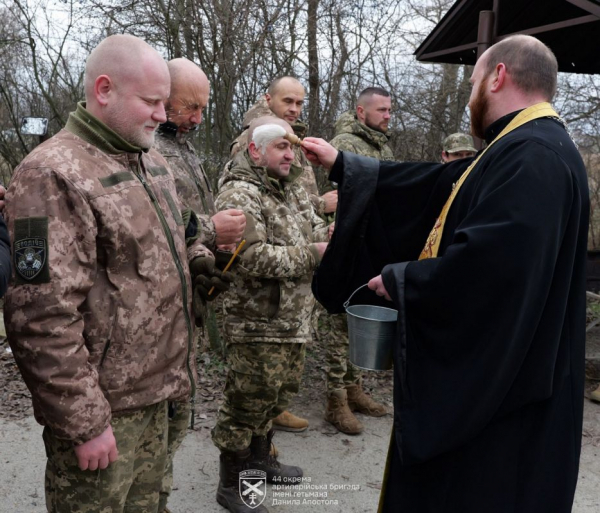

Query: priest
302,34,589,513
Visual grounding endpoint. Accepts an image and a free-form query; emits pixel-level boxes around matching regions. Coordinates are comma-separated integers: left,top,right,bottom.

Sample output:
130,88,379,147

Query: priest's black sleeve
314,151,469,313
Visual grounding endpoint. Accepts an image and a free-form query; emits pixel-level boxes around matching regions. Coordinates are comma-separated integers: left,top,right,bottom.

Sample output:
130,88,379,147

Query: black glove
215,249,241,272
189,255,215,282
193,271,234,302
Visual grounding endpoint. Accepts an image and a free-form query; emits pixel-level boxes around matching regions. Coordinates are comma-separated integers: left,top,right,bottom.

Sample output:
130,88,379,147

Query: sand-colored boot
346,384,388,417
216,448,269,513
272,410,309,432
325,389,363,435
591,384,600,402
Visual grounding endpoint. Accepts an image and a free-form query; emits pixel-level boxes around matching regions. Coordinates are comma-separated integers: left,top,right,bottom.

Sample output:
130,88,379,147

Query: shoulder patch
14,217,50,285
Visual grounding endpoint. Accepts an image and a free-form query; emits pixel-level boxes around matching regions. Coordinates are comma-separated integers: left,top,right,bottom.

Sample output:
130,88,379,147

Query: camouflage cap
443,133,476,153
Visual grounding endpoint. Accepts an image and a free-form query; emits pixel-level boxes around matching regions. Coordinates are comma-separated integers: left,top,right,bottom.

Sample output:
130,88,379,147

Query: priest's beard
470,81,489,140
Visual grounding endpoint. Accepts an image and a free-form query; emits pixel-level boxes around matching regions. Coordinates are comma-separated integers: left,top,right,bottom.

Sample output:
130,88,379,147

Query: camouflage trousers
158,401,190,512
212,342,306,452
43,401,169,513
316,306,362,392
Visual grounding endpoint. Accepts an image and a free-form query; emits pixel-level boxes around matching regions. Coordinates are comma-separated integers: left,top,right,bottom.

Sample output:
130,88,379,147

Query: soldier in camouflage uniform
4,35,211,513
212,117,329,513
321,87,393,435
230,77,337,433
230,77,338,221
441,132,477,162
154,58,245,513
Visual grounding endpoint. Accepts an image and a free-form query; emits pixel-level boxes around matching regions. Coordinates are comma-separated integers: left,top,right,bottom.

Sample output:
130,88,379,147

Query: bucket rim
345,304,398,322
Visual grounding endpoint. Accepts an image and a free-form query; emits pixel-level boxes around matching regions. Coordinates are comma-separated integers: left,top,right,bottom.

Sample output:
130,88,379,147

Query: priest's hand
301,138,339,169
368,275,392,301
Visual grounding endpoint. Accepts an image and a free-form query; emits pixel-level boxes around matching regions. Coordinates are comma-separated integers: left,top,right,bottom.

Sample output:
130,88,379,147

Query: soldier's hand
322,190,338,214
189,255,215,280
328,222,335,240
215,249,241,271
194,271,234,302
74,425,118,471
213,209,246,246
314,242,328,259
0,185,6,213
301,138,339,169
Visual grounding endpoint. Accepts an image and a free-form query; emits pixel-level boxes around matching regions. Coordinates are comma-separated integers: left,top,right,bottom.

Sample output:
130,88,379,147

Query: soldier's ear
356,105,365,123
95,75,113,107
248,142,261,162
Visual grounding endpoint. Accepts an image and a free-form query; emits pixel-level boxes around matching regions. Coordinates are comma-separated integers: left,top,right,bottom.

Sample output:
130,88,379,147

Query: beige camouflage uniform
5,103,209,512
320,110,395,392
230,97,327,217
211,151,327,451
153,127,219,512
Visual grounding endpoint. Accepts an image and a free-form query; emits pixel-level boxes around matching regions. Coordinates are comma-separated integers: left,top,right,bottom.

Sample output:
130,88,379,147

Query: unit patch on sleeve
14,217,50,285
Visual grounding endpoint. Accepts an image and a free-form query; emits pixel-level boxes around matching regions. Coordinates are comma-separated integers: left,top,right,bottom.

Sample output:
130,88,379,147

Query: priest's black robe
313,112,589,513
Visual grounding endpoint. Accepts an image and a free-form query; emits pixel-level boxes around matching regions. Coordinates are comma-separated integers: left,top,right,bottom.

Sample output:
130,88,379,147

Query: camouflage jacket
154,128,217,251
216,151,328,343
4,104,208,444
330,111,394,160
229,98,326,216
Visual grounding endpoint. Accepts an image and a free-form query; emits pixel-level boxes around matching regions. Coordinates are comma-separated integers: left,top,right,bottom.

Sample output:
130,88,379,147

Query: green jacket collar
65,102,145,155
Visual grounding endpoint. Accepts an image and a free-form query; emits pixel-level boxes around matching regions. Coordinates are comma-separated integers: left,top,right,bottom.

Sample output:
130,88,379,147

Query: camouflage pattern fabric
442,132,477,153
44,401,169,513
158,401,190,512
154,131,217,251
4,103,207,445
329,110,394,160
212,342,306,452
316,306,361,392
319,111,395,392
216,151,328,344
229,98,326,216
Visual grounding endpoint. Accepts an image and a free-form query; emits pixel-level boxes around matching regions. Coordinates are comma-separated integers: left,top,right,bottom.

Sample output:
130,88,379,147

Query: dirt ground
1,321,599,512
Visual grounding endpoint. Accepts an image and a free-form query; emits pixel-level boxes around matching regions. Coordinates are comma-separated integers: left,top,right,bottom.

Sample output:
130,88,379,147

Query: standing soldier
230,76,337,432
4,34,212,512
153,58,246,513
212,117,329,513
322,87,393,434
441,132,477,162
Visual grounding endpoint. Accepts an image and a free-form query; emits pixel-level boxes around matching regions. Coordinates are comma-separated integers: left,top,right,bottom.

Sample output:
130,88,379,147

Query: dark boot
249,429,303,484
216,448,269,513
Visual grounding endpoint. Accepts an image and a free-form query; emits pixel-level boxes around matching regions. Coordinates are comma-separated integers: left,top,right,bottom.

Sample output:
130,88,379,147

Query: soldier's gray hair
252,124,287,155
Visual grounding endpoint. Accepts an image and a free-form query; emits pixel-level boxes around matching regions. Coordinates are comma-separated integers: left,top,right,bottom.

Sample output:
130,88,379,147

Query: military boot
346,384,388,417
325,389,363,434
216,448,269,513
272,410,309,432
249,429,303,484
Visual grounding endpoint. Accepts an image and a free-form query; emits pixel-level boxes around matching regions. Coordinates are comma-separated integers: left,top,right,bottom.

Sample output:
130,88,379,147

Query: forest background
2,0,600,246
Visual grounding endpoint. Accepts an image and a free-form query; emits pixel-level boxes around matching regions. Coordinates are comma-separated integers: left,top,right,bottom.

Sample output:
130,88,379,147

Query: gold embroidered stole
418,102,558,260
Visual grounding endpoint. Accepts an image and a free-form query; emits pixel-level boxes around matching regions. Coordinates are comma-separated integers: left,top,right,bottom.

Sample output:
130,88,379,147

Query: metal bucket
344,284,397,371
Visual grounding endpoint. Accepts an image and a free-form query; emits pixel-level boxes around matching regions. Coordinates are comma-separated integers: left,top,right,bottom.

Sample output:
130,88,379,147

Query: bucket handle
343,283,370,309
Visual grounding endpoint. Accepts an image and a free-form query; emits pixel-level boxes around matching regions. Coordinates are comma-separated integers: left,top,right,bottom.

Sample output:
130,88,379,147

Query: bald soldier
154,58,245,513
5,35,211,512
